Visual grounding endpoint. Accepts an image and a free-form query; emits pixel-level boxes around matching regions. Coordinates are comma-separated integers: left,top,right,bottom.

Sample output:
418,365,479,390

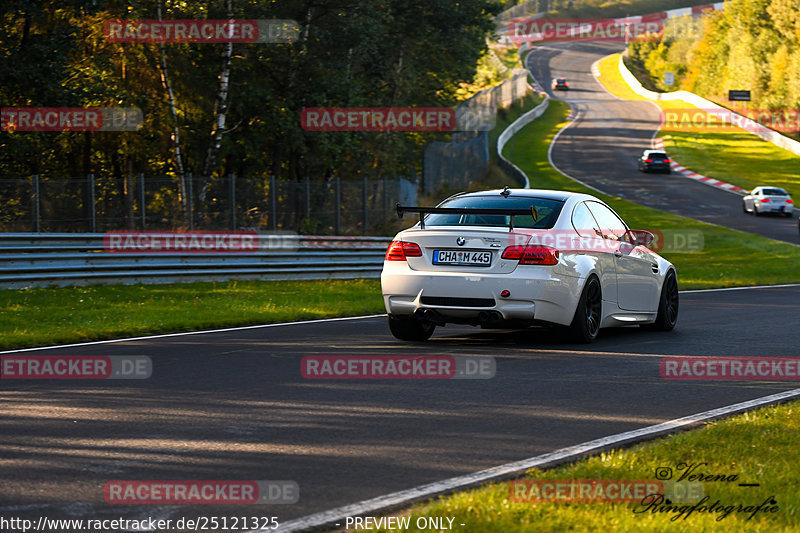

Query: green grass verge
596,53,800,199
361,399,800,532
0,279,383,350
502,97,800,289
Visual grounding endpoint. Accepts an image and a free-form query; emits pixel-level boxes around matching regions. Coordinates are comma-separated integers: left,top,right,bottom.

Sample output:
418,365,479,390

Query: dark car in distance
552,77,569,91
638,150,672,174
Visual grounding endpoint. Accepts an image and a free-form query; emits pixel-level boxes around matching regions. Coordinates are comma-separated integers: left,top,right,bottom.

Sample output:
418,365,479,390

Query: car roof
642,149,666,155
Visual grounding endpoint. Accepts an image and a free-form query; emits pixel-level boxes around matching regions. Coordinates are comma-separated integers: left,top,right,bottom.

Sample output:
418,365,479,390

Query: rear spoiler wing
396,203,538,231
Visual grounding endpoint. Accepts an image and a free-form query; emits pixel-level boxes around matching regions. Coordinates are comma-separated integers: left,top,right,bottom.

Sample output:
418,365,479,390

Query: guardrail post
362,176,368,230
187,173,194,231
270,175,277,231
383,176,389,218
32,174,41,233
88,173,96,233
334,177,340,234
305,177,311,219
139,173,146,229
229,173,236,230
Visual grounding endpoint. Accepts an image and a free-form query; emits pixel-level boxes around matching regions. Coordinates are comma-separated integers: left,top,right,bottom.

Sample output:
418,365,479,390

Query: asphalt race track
2,286,800,528
526,41,800,246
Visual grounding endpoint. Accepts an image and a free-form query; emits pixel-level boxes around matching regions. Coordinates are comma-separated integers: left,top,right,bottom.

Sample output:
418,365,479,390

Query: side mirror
629,230,655,247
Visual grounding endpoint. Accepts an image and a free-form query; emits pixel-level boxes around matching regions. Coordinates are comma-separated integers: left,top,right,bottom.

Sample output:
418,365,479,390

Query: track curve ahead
526,41,800,245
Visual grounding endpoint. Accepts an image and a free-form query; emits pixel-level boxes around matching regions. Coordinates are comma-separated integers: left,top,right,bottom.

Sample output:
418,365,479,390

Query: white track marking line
263,387,800,533
680,283,800,293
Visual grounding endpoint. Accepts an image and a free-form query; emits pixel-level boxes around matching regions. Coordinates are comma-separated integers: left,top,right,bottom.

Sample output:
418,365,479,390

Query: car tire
388,316,435,341
664,168,671,175
567,276,602,343
643,270,679,331
784,212,792,218
742,202,747,213
754,205,761,216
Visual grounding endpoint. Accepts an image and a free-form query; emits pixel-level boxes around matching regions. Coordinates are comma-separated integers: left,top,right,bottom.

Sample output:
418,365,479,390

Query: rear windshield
762,188,787,196
648,153,667,159
424,196,565,229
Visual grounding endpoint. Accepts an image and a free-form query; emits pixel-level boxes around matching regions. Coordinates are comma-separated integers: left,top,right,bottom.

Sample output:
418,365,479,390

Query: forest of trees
1,0,503,227
627,0,800,126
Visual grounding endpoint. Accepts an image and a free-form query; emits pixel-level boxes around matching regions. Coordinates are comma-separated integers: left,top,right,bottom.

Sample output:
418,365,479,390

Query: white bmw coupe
381,188,678,343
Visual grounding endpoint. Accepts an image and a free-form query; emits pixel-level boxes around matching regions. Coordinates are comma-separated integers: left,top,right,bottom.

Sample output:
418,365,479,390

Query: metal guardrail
0,233,391,289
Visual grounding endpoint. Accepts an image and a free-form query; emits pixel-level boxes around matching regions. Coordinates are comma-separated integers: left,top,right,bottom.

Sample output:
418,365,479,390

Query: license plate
433,250,492,266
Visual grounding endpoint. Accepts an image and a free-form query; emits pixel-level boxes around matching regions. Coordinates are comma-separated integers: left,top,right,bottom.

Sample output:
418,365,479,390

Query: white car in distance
742,186,794,217
380,188,678,343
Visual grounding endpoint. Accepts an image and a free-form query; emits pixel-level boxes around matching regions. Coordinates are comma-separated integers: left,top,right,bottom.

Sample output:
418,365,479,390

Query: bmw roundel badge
456,237,466,246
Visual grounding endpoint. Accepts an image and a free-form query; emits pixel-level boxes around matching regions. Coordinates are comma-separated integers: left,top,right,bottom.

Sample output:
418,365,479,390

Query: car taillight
385,241,422,261
645,159,653,163
501,245,559,265
663,158,671,162
760,199,771,203
787,199,794,204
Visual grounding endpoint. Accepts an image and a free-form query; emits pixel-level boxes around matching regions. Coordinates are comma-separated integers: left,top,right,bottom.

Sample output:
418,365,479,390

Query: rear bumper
380,262,581,326
758,204,793,214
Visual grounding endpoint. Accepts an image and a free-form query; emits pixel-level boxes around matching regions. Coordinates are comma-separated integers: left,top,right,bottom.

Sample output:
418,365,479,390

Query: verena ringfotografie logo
661,357,800,380
104,19,300,43
509,16,663,45
663,108,799,133
1,356,151,380
1,108,142,132
104,480,298,504
301,108,456,132
301,355,495,379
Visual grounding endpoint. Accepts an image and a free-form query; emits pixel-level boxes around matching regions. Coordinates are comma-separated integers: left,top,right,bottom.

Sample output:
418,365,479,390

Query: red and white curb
653,138,749,195
566,103,579,121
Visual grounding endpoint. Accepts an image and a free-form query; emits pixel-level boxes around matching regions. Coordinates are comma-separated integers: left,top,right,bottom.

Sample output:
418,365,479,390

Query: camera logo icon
654,467,673,480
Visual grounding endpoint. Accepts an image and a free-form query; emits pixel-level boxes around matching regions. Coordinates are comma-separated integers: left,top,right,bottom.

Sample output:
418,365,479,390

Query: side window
586,202,628,241
571,202,601,236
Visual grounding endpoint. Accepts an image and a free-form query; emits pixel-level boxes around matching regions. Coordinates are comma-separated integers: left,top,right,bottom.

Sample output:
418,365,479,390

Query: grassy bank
360,399,800,532
595,53,800,199
0,279,383,350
